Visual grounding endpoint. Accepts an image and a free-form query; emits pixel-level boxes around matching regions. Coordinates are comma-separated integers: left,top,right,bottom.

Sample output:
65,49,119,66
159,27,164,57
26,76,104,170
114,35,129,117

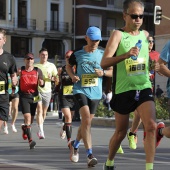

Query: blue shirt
69,47,104,100
160,41,170,97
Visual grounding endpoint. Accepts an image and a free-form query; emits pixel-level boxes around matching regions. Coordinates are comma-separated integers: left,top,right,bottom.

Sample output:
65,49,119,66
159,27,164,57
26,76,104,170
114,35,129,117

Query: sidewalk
46,111,170,128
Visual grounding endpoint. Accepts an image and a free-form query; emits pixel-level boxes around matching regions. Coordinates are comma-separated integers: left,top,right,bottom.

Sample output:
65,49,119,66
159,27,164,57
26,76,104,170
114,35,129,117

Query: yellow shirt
34,62,58,93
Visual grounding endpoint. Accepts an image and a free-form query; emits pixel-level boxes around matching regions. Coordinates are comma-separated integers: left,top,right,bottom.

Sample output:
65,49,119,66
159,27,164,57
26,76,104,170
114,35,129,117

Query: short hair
123,0,144,13
0,28,6,37
39,47,48,54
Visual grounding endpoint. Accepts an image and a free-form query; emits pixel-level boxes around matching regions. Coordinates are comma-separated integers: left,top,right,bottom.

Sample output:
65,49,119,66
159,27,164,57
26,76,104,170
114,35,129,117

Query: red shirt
20,68,38,94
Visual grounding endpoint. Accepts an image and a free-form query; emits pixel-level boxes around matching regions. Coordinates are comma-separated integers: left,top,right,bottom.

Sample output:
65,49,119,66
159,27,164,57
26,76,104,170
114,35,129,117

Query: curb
45,111,170,128
91,117,170,128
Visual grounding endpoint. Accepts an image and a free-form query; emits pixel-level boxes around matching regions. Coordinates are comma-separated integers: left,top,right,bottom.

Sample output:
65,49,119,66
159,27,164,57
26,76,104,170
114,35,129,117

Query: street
0,114,170,170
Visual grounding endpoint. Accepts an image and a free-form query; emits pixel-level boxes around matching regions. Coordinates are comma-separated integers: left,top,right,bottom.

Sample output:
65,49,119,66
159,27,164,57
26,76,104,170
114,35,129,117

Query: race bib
125,58,146,76
0,81,5,94
33,95,41,103
63,85,73,95
81,74,98,87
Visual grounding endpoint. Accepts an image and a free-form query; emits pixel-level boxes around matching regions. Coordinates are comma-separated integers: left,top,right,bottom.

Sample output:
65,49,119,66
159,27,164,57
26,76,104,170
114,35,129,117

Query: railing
44,21,69,32
13,18,36,30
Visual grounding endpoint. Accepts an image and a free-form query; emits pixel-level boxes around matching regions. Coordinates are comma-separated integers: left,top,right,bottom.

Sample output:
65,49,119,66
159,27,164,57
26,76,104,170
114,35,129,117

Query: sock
65,123,72,141
73,139,80,149
158,128,163,136
146,163,153,170
106,159,114,166
39,124,44,133
86,148,92,156
129,132,136,136
25,125,32,142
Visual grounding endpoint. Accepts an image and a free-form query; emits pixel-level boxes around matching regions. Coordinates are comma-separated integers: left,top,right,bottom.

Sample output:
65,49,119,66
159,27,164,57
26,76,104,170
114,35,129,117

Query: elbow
100,62,107,70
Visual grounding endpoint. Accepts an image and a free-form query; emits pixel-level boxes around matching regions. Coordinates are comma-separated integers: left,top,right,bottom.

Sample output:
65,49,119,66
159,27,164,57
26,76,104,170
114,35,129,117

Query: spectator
155,85,163,98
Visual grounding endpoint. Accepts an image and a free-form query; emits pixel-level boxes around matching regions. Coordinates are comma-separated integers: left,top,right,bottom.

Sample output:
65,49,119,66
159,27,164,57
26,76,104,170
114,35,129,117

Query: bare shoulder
143,30,149,38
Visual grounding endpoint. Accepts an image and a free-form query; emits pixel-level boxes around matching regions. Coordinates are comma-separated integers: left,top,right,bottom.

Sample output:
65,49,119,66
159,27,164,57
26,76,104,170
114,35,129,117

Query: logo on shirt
3,62,7,66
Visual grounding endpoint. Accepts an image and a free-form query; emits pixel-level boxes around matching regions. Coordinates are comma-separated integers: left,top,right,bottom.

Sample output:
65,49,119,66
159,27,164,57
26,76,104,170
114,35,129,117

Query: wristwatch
103,70,106,76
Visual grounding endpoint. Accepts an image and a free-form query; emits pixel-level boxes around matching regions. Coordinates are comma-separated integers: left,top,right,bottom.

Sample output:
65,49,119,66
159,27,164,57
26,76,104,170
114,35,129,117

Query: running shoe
87,154,98,167
37,131,45,139
29,140,36,149
21,124,27,140
156,122,165,147
116,145,124,154
103,163,115,170
127,132,137,149
3,126,9,134
70,140,79,162
60,123,66,139
11,124,17,132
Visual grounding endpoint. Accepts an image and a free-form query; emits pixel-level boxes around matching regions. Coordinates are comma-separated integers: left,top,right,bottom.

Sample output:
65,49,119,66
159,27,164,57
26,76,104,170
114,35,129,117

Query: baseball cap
86,26,102,41
25,53,34,59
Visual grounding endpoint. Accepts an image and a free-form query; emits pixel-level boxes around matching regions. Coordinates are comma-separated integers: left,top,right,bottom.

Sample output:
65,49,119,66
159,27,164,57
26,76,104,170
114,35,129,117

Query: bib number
81,74,98,87
33,95,41,103
63,85,73,95
0,81,5,94
125,58,146,76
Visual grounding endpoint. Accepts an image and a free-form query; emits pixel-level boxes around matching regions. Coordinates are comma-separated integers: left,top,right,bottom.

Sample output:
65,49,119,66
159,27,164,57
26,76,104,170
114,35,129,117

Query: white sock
39,124,44,133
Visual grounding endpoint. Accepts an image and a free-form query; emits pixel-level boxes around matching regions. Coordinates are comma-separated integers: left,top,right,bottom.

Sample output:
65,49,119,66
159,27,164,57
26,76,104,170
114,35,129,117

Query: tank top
19,66,38,94
60,65,74,96
112,30,151,94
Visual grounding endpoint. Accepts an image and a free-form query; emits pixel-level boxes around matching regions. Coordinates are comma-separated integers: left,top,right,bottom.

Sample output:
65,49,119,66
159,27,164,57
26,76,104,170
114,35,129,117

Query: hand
11,76,18,86
54,76,59,85
126,47,140,59
154,62,160,72
71,75,80,83
47,72,52,80
94,68,104,77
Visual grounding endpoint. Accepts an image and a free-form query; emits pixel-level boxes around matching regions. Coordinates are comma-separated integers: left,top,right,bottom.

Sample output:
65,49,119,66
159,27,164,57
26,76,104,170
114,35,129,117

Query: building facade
73,0,154,49
0,0,73,67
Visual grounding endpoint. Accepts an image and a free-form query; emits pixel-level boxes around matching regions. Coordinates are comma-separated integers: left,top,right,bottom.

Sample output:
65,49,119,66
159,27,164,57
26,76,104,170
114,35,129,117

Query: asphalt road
0,114,170,170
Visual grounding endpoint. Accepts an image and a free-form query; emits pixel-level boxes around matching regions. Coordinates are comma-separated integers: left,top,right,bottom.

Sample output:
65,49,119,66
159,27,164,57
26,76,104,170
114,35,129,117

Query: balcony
44,21,69,32
13,17,36,30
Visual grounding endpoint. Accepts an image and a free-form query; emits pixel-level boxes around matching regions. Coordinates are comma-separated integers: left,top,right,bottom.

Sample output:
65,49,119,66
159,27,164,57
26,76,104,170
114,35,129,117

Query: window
11,37,31,58
89,14,102,29
0,0,6,20
107,18,116,35
107,0,114,6
51,4,59,30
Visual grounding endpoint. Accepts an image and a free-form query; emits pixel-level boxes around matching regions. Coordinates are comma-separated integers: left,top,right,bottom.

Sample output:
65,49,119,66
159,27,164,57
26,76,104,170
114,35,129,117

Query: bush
95,96,169,120
95,100,114,117
155,96,169,120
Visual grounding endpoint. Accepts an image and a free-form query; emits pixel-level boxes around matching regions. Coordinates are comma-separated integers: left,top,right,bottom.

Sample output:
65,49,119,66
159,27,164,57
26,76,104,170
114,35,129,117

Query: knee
82,117,91,127
115,130,127,140
145,121,157,132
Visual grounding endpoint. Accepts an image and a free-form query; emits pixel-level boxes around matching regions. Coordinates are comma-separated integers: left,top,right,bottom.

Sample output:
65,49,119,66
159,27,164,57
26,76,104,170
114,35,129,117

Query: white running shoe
70,140,79,162
87,154,98,167
37,131,45,139
4,126,9,134
11,125,17,132
60,123,66,139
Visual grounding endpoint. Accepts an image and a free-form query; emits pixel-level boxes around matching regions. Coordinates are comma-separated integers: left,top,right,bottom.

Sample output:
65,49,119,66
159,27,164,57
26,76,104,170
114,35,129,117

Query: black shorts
59,95,75,111
0,94,9,121
110,88,154,115
20,95,37,116
9,93,19,102
74,93,100,114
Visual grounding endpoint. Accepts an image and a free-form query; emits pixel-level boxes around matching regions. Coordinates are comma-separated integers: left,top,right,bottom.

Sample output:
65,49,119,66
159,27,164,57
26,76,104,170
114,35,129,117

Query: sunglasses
26,58,34,60
126,13,144,19
148,40,154,43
